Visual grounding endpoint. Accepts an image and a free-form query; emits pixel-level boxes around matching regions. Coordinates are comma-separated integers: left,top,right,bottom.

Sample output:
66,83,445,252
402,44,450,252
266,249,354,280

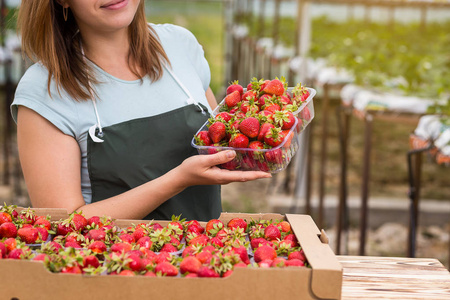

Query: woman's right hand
173,150,272,188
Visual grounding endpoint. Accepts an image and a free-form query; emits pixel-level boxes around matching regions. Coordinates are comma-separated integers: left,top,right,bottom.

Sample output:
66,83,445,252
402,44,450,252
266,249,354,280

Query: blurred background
0,0,449,266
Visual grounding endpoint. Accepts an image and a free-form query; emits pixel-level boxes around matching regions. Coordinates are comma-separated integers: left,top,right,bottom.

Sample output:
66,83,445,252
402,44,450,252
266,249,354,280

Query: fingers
203,150,236,166
210,169,272,184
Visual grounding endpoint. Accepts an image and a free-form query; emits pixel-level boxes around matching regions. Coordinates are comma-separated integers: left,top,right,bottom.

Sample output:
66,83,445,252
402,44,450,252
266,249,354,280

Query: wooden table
339,256,450,299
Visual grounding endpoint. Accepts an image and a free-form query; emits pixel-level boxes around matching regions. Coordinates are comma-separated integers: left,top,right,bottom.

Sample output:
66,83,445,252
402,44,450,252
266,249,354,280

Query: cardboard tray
1,211,342,300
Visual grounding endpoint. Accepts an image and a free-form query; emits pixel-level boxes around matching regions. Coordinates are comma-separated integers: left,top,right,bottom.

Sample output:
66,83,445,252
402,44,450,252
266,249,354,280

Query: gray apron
86,66,221,221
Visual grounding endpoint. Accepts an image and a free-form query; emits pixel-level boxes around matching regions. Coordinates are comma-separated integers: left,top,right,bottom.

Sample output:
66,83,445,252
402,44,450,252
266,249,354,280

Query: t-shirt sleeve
162,24,211,91
11,63,78,137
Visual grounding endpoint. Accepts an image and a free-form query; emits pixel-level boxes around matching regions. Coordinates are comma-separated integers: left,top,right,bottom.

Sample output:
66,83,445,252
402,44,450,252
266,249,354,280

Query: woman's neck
80,28,141,81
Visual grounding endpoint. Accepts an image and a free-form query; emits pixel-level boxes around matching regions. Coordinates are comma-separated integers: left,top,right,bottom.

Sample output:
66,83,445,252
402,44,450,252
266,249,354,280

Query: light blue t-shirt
11,24,213,204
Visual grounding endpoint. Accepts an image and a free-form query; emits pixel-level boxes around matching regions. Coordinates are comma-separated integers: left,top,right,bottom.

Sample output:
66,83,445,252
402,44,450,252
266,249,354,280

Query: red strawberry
155,262,178,277
182,245,196,258
180,256,202,274
229,133,249,148
288,249,306,262
0,212,12,225
264,224,281,241
258,123,275,142
271,257,287,268
274,111,296,130
227,218,247,231
240,100,260,114
8,248,25,260
119,233,135,243
208,121,226,143
86,229,106,241
264,103,281,113
299,106,311,122
216,112,232,122
225,90,241,108
4,238,17,253
136,236,152,250
62,265,83,274
264,127,286,147
209,236,224,248
83,255,100,268
71,213,88,232
258,259,273,268
144,271,156,277
0,222,17,238
279,95,291,106
0,242,6,258
36,227,49,242
196,251,212,264
88,241,107,253
33,253,48,261
251,237,271,250
34,217,52,230
279,221,291,233
265,149,283,164
56,223,73,236
239,117,260,139
188,234,209,246
285,258,305,267
117,269,135,276
254,245,277,263
65,241,82,248
205,219,224,235
160,243,178,253
17,227,39,244
263,78,285,96
220,159,239,170
258,94,272,107
226,80,244,96
132,227,146,242
87,216,103,227
241,90,257,101
195,131,212,146
231,245,250,264
197,266,220,278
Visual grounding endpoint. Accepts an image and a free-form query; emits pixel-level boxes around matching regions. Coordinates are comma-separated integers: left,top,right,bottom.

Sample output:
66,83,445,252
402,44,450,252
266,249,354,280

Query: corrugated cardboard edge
287,214,343,300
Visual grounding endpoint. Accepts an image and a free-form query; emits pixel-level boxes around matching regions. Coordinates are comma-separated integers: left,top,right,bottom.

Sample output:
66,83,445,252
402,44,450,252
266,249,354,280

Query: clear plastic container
191,88,316,173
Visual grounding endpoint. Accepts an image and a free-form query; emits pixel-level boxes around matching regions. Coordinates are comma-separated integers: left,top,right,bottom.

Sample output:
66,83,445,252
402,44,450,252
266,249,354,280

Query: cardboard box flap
218,212,284,224
286,214,343,300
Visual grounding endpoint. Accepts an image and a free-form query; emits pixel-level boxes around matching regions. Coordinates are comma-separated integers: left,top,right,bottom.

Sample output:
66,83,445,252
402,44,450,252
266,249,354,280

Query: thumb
207,150,236,165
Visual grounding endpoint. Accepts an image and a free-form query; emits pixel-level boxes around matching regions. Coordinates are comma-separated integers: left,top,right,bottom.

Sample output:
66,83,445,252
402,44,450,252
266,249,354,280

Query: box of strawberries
0,205,342,299
192,77,316,173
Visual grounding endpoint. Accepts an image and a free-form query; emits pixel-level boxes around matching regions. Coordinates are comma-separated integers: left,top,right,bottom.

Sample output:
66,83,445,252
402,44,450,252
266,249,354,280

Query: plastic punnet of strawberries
0,206,309,277
192,77,314,173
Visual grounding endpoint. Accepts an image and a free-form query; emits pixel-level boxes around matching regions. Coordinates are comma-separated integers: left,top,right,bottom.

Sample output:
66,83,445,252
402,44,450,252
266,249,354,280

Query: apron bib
86,67,221,221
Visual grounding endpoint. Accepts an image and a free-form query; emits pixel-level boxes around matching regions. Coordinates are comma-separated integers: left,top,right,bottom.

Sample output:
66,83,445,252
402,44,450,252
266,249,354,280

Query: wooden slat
339,256,450,299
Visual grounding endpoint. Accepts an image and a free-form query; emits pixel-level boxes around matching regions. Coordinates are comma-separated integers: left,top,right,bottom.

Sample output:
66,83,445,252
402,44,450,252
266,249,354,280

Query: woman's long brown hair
17,0,169,101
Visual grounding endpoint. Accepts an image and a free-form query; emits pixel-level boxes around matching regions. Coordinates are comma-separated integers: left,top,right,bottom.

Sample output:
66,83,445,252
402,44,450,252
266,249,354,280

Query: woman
11,0,271,221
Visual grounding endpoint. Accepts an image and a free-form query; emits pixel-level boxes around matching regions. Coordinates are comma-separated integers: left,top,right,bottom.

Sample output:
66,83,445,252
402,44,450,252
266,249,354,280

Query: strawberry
83,255,100,268
227,218,247,231
247,139,264,153
220,159,239,170
225,90,241,108
264,224,281,241
136,236,152,250
209,236,224,248
36,227,49,242
239,117,260,139
241,90,257,101
254,245,277,263
240,99,260,114
285,258,305,267
17,227,39,244
226,80,244,96
271,257,287,268
258,259,273,268
0,242,6,258
132,227,147,242
299,106,311,122
196,249,213,264
251,237,271,250
208,121,226,143
274,111,296,130
197,266,220,278
205,219,224,235
0,212,12,225
258,123,275,142
65,241,82,248
231,246,250,264
263,78,285,96
288,250,306,262
180,256,202,274
257,94,272,107
264,127,286,147
127,254,145,272
8,248,25,260
87,216,104,227
4,238,17,253
182,245,196,258
265,149,283,164
264,103,281,113
228,133,249,148
0,222,17,238
34,217,52,231
155,262,178,277
86,229,106,241
56,223,73,236
195,131,212,146
279,95,291,106
188,234,209,246
240,155,257,170
88,241,107,253
116,269,135,276
279,221,291,233
33,253,48,261
71,212,88,232
160,243,178,253
215,112,232,122
111,242,132,253
119,233,135,243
